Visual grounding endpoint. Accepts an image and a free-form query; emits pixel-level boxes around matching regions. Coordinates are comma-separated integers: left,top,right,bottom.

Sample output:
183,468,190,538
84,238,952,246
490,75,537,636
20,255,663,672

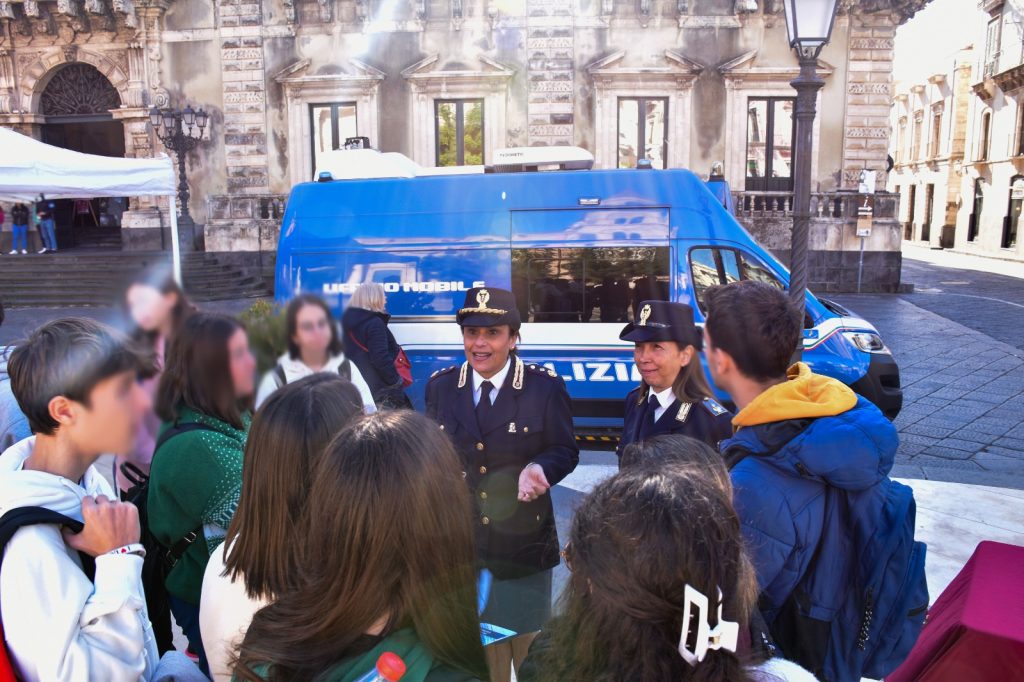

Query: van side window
512,247,669,323
739,252,784,290
690,247,782,313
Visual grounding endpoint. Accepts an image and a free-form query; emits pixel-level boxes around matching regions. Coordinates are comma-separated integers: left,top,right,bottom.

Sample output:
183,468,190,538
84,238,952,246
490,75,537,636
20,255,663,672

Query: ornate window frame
587,50,702,170
720,51,833,187
402,54,513,167
275,59,384,186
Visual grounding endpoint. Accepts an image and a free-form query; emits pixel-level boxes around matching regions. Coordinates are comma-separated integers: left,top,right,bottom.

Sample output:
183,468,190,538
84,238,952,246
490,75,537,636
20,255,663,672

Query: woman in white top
200,372,364,681
254,294,375,412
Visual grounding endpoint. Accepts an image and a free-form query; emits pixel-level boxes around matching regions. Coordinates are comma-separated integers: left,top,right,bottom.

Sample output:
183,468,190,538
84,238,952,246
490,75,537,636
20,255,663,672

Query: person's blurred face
462,325,516,378
703,327,733,395
61,370,150,456
293,304,332,361
633,340,693,393
228,328,257,399
126,284,178,334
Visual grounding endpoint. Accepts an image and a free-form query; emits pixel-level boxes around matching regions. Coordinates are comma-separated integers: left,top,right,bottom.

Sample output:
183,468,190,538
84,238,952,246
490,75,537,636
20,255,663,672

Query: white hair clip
678,585,740,667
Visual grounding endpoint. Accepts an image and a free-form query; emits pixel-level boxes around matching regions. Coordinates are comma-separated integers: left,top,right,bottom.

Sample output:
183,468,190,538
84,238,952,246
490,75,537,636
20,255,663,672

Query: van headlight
843,331,889,354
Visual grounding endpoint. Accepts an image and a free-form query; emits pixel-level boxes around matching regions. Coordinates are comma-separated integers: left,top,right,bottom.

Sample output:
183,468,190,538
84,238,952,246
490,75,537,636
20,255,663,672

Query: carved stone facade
1,0,929,264
889,0,1024,263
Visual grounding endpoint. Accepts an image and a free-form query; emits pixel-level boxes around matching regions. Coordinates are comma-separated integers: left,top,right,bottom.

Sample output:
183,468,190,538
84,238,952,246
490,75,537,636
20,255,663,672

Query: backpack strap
0,507,94,582
273,364,287,389
347,330,370,353
154,422,217,453
338,359,352,382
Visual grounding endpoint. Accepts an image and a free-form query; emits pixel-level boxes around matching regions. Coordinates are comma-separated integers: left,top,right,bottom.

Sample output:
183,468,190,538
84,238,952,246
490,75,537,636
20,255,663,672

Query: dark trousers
168,593,210,677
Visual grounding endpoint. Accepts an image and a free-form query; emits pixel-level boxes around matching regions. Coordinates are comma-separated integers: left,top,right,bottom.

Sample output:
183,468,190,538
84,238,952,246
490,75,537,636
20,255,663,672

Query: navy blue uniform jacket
425,357,579,580
616,386,734,459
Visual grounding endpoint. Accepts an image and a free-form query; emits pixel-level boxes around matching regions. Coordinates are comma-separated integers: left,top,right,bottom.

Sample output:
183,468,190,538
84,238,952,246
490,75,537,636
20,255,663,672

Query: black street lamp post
149,105,209,249
782,0,839,317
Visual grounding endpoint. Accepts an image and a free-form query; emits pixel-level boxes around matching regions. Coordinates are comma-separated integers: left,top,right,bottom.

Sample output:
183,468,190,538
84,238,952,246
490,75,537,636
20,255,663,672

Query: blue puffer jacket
722,367,899,617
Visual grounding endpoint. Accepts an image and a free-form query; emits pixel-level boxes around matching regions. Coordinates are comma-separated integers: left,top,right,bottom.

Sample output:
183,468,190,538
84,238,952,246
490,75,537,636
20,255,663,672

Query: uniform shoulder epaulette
526,363,559,379
429,365,458,379
700,396,730,417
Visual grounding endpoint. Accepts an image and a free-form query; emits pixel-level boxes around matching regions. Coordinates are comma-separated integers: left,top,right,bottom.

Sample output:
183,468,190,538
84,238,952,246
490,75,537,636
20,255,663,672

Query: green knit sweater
147,405,251,604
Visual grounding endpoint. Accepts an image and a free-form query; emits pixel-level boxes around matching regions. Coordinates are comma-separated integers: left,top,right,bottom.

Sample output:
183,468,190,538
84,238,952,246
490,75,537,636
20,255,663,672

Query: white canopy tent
0,127,184,282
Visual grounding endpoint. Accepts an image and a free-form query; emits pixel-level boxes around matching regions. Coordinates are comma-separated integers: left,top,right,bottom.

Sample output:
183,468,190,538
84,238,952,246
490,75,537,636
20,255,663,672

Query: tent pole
169,196,182,285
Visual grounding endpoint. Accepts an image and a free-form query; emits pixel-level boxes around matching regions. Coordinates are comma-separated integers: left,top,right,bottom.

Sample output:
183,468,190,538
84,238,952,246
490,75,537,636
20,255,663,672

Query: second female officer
425,286,578,682
616,300,733,461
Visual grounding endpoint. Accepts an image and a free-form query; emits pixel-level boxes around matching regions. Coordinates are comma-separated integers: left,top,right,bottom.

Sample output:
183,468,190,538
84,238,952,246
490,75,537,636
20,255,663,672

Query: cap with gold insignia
618,300,702,349
456,287,522,328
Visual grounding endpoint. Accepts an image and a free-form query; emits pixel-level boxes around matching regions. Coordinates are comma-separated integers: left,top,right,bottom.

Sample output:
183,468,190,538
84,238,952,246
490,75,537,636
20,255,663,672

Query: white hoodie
0,437,158,681
254,352,377,413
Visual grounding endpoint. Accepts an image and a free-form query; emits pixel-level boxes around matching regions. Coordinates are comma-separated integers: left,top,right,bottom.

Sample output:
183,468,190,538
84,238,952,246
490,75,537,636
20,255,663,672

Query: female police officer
616,300,733,461
425,286,578,682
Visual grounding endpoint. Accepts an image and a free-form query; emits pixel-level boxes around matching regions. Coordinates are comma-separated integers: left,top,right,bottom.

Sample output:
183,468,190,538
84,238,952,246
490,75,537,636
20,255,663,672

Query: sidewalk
902,241,1024,279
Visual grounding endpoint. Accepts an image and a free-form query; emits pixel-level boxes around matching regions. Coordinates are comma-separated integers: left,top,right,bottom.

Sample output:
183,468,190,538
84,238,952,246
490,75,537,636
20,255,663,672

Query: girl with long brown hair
233,410,489,682
200,373,365,681
521,460,815,682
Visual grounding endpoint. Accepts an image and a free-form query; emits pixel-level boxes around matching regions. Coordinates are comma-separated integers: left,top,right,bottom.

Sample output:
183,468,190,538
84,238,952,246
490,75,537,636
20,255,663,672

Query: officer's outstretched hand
518,464,550,503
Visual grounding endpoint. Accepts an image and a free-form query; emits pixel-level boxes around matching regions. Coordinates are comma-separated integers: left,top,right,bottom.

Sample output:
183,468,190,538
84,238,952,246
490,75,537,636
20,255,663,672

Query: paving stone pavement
833,293,1024,490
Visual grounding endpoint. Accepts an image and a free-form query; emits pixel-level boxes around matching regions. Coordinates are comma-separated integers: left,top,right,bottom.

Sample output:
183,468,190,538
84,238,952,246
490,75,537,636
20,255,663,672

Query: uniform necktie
649,393,661,424
477,380,494,426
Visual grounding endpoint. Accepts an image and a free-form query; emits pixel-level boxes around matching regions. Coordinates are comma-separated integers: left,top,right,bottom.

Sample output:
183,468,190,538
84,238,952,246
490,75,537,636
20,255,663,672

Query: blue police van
274,147,902,439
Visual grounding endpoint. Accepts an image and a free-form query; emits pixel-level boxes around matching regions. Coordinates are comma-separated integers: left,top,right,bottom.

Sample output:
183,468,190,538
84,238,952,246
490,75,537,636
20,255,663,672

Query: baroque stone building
889,0,1024,263
0,0,928,287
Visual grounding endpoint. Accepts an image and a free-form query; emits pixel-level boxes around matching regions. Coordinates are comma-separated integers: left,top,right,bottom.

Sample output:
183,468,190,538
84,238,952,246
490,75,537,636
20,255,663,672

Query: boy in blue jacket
702,281,900,676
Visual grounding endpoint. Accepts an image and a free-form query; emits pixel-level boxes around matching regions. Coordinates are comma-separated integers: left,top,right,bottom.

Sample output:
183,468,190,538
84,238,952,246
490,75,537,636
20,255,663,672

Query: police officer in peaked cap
425,286,578,682
616,300,733,463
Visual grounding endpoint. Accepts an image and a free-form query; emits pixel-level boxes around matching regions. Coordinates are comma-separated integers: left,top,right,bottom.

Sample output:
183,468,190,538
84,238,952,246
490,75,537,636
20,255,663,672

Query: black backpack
120,423,214,655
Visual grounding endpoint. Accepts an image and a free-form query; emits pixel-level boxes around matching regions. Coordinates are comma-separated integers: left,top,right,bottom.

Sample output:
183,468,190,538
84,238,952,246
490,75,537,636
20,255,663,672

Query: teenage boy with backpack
0,317,159,680
703,281,927,682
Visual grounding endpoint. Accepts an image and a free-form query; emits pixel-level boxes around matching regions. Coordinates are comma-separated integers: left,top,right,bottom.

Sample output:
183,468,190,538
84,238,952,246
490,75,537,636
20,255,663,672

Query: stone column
113,106,169,251
840,10,897,189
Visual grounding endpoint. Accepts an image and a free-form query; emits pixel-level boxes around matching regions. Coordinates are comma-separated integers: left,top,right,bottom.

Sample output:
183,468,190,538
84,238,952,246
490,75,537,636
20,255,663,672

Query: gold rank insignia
638,304,652,327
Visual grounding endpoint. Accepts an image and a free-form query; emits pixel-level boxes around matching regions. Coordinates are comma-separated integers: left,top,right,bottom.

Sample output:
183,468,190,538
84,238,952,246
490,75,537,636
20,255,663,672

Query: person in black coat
425,286,579,682
341,282,411,408
615,300,733,462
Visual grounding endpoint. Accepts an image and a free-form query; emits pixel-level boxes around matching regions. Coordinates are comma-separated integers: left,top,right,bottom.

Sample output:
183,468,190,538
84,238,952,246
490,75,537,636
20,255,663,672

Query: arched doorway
39,63,127,250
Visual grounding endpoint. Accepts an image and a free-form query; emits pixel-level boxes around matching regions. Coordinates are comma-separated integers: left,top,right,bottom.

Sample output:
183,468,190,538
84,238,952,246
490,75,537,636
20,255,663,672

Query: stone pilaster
526,0,573,146
219,0,270,196
841,11,898,188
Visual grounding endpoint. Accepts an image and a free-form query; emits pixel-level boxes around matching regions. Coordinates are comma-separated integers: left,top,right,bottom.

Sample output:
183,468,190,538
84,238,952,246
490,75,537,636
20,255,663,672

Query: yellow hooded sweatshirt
732,362,858,429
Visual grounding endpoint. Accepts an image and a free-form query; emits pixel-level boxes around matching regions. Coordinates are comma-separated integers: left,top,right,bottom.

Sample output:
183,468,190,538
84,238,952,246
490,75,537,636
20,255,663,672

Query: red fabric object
0,623,19,682
888,540,1024,682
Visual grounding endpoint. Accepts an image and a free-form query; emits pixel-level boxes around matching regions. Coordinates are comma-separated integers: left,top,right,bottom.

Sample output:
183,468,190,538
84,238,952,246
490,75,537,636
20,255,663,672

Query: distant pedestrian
342,282,412,408
9,203,29,255
34,195,56,254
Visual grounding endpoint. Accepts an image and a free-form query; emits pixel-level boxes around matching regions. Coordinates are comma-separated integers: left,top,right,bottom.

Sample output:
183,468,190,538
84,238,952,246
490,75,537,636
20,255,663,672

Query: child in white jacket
0,317,159,681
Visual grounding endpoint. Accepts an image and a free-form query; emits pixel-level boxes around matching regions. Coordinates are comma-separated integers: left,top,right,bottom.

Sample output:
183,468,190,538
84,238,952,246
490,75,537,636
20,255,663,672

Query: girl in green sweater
149,313,256,675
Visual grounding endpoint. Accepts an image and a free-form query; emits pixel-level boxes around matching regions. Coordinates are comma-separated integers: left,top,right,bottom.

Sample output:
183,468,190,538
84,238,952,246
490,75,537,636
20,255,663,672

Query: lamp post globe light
149,104,210,250
782,0,839,318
